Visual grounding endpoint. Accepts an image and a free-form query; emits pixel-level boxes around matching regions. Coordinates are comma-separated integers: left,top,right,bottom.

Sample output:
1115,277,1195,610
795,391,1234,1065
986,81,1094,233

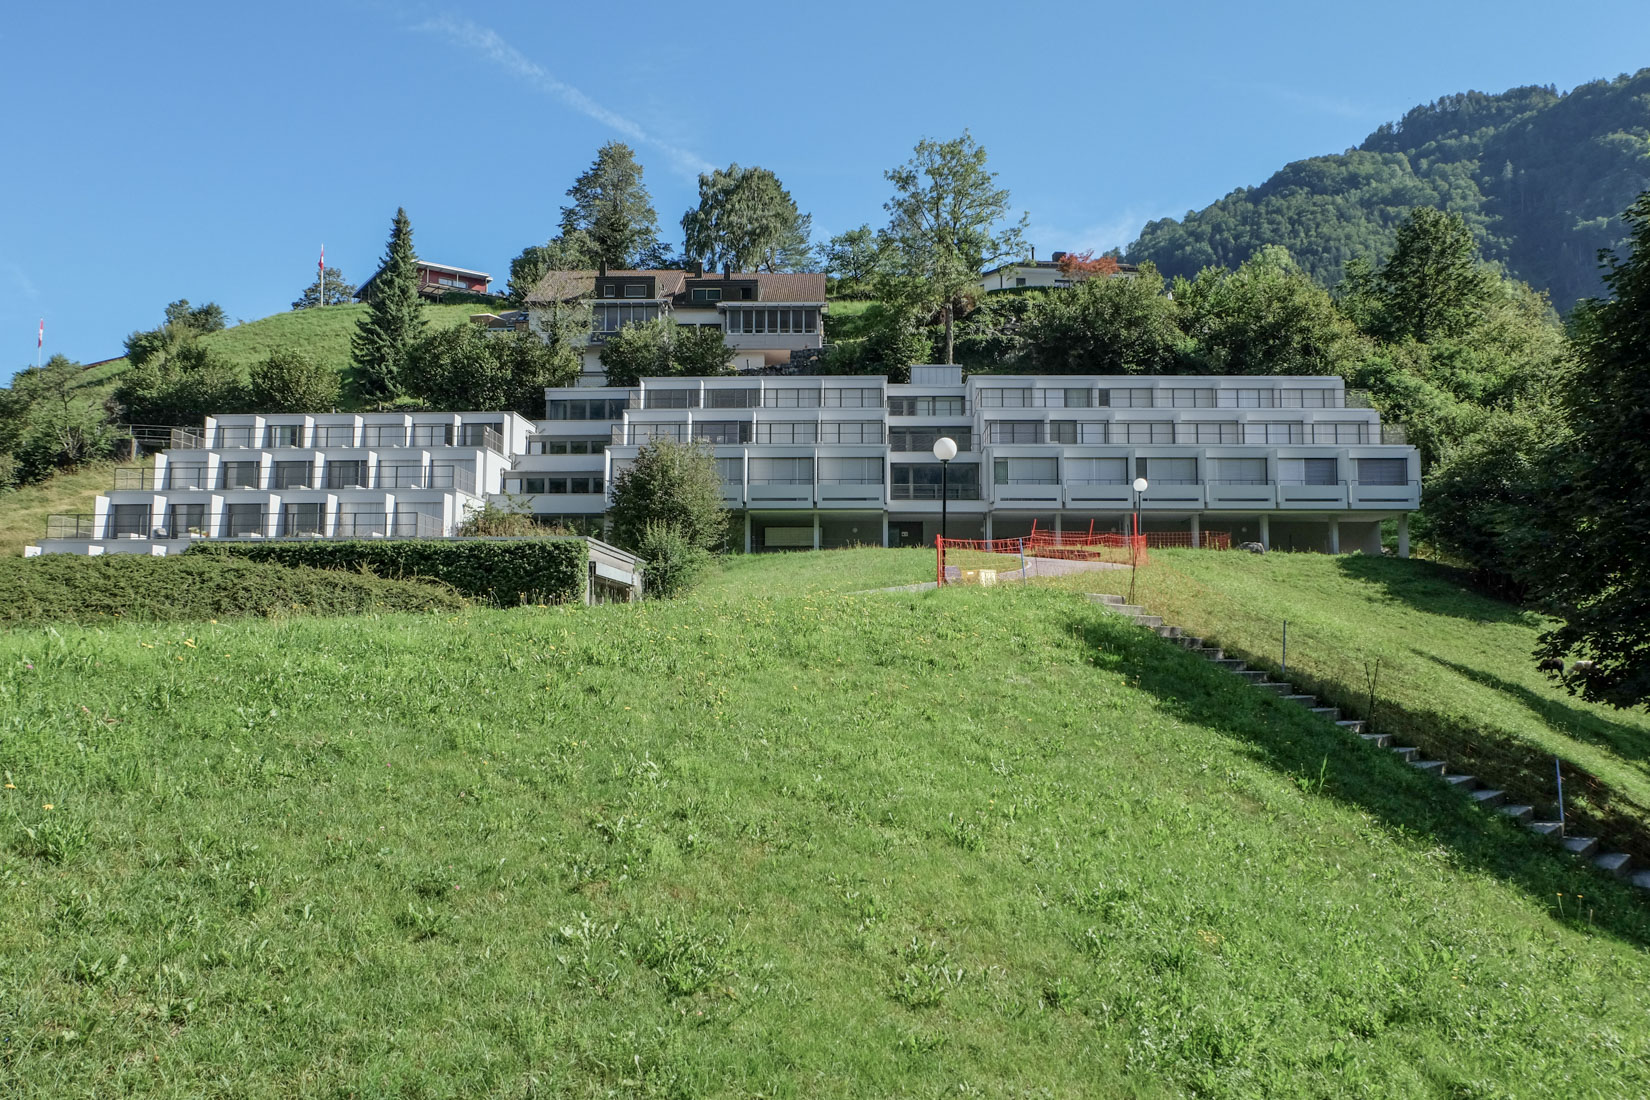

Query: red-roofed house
357,260,493,302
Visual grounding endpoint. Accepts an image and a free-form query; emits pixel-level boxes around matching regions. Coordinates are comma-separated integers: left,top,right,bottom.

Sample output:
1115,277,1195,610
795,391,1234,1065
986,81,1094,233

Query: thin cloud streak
414,16,715,178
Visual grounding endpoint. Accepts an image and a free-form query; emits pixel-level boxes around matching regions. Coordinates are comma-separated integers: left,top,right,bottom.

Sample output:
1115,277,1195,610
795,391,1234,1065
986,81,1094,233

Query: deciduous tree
817,224,888,298
249,349,339,412
681,164,813,273
292,267,356,309
606,438,728,556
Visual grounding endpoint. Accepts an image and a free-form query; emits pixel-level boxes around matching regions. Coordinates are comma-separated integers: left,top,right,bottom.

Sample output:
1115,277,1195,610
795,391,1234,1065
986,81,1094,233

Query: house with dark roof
357,260,493,302
525,263,828,383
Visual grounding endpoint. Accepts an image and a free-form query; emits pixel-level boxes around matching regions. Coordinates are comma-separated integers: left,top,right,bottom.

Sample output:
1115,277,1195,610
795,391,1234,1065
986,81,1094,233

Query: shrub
249,349,340,412
637,522,710,599
0,554,464,625
189,538,588,605
607,439,728,555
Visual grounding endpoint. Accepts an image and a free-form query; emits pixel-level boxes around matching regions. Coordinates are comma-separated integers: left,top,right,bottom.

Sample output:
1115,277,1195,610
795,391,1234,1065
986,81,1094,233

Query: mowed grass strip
1,553,1647,1097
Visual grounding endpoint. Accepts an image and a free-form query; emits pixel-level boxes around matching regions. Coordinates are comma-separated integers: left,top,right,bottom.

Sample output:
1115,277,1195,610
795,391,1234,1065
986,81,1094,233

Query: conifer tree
559,143,665,269
352,207,425,400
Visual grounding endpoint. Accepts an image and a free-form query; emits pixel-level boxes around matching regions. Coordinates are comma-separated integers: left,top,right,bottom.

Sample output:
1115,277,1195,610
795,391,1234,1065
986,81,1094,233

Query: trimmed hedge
0,554,465,625
188,538,588,604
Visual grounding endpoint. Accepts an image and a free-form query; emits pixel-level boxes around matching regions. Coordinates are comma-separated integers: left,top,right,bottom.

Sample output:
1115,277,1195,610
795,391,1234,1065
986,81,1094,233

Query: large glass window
762,388,822,408
325,460,368,489
705,388,759,408
887,395,965,416
644,389,698,409
273,460,312,489
1108,388,1153,408
168,503,207,536
166,464,208,489
714,457,743,484
266,424,303,448
1249,422,1304,445
221,461,259,489
1214,457,1267,484
1115,421,1173,444
993,457,1058,484
749,457,814,484
1066,457,1127,484
362,424,406,447
216,425,255,448
888,426,972,452
1178,421,1241,444
108,504,151,537
225,504,263,536
987,421,1042,444
547,398,628,420
691,421,750,444
754,421,818,445
1356,458,1409,485
818,457,883,484
977,388,1031,408
818,420,882,444
890,462,979,499
1311,421,1367,444
315,425,356,447
1048,421,1078,444
1167,388,1216,408
1278,458,1339,485
1138,456,1196,484
822,387,882,408
283,503,325,536
631,423,687,444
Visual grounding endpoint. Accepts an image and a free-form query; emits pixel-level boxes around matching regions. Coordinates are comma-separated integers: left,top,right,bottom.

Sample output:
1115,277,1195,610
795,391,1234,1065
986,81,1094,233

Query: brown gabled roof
526,268,826,306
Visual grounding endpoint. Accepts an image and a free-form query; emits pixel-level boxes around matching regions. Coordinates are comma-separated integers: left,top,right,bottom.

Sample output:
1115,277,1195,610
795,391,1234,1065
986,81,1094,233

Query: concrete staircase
1088,593,1649,895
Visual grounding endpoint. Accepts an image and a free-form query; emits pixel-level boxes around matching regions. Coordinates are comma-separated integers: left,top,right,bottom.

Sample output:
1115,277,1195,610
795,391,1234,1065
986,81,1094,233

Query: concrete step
1174,636,1203,649
1337,719,1367,734
1234,669,1270,682
1360,732,1393,749
1528,821,1563,837
1391,746,1420,762
1089,594,1125,605
1562,836,1600,859
1282,694,1317,706
1153,625,1181,639
1133,615,1164,628
1499,804,1535,824
1411,760,1448,776
1214,658,1248,672
1470,789,1505,809
1444,774,1478,790
1309,707,1342,721
1594,852,1632,878
1191,647,1224,661
1630,870,1650,892
1254,682,1291,696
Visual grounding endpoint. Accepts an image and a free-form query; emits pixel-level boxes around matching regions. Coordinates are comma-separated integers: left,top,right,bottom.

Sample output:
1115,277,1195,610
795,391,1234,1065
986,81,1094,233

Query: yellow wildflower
42,803,54,811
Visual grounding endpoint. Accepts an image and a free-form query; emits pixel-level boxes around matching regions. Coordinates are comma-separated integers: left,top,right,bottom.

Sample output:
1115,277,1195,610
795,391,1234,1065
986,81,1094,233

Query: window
714,457,743,484
691,421,750,444
631,423,686,444
273,461,311,489
1311,422,1367,444
623,283,646,298
1048,421,1078,444
817,420,882,444
691,287,723,302
818,457,883,484
822,387,881,408
1214,457,1267,484
1066,457,1127,484
166,465,208,490
887,395,965,416
1279,458,1338,485
224,504,263,536
283,503,325,536
216,425,255,448
1356,458,1409,485
603,284,617,297
749,457,814,484
891,462,979,499
1178,421,1240,444
566,477,603,494
993,457,1058,484
1115,421,1173,444
1282,388,1336,408
754,421,817,444
1076,422,1109,444
1015,276,1026,286
988,421,1042,444
325,460,368,489
740,286,753,300
977,388,1031,408
1138,456,1196,484
1250,421,1304,445
267,424,302,448
1216,388,1277,409
762,387,822,408
547,398,628,420
888,426,972,452
316,425,356,447
1108,388,1153,408
1063,388,1093,408
592,303,660,332
168,503,207,536
221,461,259,489
705,388,759,408
108,504,151,537
363,424,406,447
643,389,698,409
1167,388,1216,408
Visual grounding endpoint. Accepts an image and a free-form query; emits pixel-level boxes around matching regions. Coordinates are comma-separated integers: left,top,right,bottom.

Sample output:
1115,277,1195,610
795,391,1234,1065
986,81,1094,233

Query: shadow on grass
1333,556,1546,628
1427,655,1650,770
1068,608,1650,950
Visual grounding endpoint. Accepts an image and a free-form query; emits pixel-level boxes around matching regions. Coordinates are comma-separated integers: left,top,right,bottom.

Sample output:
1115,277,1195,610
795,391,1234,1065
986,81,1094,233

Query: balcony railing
890,484,981,500
45,513,100,538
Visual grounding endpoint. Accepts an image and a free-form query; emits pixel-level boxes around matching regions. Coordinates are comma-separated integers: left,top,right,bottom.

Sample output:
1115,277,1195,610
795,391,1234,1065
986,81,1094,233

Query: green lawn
1089,550,1650,866
2,549,1647,1097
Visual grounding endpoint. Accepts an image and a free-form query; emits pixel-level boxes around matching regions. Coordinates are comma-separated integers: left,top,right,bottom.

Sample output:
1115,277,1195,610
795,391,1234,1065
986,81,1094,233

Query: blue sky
4,0,1648,369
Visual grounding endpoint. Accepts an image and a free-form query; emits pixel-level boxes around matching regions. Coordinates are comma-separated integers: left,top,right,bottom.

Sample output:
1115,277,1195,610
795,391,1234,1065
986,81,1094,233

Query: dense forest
1126,70,1650,311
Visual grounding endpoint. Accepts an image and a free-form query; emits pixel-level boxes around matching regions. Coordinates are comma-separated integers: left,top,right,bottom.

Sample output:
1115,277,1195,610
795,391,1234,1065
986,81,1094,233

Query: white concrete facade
37,412,533,556
522,367,1421,555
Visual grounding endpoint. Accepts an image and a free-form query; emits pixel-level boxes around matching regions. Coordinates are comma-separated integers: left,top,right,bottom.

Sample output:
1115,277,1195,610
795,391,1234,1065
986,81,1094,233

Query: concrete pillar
1259,514,1270,552
881,512,890,548
1053,512,1062,536
1397,514,1410,559
984,512,994,541
1189,513,1200,549
1328,517,1341,555
812,512,821,550
744,512,752,554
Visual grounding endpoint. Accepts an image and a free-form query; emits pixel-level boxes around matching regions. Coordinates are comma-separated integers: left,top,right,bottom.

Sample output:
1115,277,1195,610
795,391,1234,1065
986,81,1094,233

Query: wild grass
2,549,1647,1097
0,460,148,559
1062,549,1650,862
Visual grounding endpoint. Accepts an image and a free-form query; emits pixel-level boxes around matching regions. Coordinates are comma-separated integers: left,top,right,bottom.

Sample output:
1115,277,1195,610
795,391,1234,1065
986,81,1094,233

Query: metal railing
890,484,981,501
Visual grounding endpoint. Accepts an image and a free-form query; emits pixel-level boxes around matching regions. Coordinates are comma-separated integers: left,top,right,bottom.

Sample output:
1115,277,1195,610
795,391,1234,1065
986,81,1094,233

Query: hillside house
979,251,1139,293
357,260,493,302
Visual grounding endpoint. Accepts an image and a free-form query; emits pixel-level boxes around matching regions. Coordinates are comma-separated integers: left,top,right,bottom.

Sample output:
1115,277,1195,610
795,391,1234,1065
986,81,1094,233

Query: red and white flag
319,246,325,275
38,318,43,349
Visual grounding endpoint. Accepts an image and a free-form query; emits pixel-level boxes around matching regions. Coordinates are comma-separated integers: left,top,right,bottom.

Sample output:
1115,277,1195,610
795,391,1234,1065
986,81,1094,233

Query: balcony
747,479,814,507
1140,480,1205,509
1278,480,1350,509
1350,479,1421,509
374,464,478,493
817,479,885,507
1205,479,1278,509
1063,479,1132,508
992,480,1062,507
890,483,980,501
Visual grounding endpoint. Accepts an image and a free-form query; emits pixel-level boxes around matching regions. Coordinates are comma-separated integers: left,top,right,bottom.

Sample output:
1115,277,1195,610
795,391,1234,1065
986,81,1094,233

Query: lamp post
933,436,958,547
1129,476,1148,604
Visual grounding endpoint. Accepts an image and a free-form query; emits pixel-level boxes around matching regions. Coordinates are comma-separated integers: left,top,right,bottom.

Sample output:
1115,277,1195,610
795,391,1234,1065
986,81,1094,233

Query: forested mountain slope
1127,71,1650,310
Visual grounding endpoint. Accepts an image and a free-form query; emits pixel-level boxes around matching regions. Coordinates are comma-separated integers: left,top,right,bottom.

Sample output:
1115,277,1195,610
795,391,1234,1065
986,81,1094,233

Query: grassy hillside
3,549,1647,1097
77,302,481,413
0,461,144,558
1105,551,1650,864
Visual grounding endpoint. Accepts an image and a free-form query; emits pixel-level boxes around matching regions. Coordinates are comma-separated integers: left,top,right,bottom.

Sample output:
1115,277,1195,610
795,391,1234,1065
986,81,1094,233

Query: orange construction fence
936,528,1231,586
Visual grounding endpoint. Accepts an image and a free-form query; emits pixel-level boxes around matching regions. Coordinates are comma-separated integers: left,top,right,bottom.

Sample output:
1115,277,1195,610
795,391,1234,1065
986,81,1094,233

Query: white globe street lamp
933,436,958,546
1129,476,1149,603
